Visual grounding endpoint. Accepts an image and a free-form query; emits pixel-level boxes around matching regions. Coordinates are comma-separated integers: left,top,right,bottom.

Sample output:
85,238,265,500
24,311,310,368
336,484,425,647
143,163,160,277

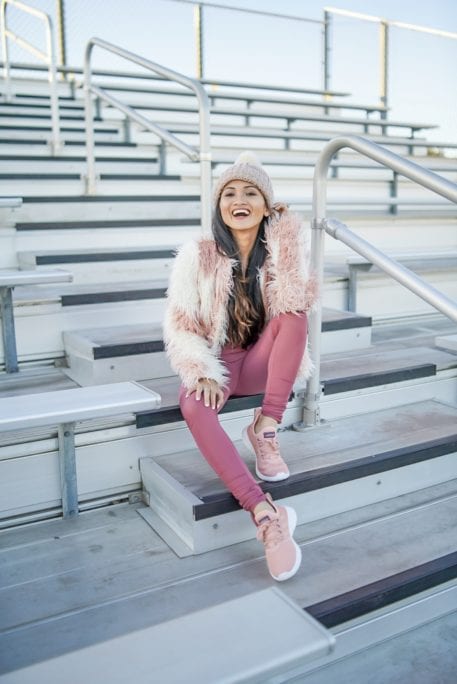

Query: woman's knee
180,391,218,426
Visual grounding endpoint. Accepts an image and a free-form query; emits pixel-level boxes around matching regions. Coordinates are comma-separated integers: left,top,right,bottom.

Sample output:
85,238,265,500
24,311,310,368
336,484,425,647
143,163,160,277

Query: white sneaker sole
242,427,290,482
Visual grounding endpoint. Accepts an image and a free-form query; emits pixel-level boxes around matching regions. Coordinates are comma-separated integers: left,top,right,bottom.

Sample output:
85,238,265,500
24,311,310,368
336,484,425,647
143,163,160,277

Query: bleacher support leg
0,286,19,373
347,267,358,312
58,422,79,518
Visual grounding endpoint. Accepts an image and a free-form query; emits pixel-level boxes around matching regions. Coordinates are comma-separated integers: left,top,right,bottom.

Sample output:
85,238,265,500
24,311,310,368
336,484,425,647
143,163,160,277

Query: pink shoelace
256,514,284,550
256,433,284,465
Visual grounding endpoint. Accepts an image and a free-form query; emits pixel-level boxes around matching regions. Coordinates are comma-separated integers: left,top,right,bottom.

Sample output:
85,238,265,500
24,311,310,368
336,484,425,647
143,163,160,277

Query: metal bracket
311,217,325,231
0,286,19,373
58,422,79,518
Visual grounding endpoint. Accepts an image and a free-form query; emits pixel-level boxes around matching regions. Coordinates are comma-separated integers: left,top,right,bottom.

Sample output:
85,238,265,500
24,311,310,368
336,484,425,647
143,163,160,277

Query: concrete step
139,399,457,555
61,309,372,385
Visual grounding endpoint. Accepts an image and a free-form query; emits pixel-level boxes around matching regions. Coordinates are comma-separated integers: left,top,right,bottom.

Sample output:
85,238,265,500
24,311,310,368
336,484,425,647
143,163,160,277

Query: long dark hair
212,204,267,348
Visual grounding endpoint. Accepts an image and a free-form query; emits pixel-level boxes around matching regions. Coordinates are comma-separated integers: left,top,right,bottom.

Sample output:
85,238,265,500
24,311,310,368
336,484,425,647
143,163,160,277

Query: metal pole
325,218,457,324
1,0,12,101
83,41,97,194
196,85,212,236
323,10,331,95
380,20,389,118
55,0,67,79
45,14,61,154
58,422,79,518
194,3,204,79
0,286,19,373
301,134,457,428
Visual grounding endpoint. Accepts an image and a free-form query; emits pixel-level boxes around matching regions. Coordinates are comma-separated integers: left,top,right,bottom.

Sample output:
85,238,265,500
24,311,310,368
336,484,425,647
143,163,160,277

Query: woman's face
219,180,269,234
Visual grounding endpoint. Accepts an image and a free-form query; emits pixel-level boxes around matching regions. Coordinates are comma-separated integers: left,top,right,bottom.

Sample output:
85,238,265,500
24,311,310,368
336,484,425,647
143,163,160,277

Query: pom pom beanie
212,151,274,209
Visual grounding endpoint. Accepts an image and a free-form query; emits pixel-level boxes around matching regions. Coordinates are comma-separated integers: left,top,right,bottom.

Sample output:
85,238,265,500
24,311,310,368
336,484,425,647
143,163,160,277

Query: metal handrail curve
302,134,457,428
83,37,212,234
1,0,61,153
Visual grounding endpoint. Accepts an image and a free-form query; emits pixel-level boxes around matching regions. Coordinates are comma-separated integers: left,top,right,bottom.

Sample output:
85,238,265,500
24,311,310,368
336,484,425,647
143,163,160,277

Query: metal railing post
1,0,61,153
83,40,97,194
301,134,457,428
380,20,389,118
194,3,204,80
323,9,332,94
82,38,212,234
45,13,61,155
1,1,11,100
55,0,67,79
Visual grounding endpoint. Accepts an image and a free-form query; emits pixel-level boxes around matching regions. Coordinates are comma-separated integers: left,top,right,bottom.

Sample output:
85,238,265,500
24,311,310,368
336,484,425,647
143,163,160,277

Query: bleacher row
1,66,457,472
1,64,457,681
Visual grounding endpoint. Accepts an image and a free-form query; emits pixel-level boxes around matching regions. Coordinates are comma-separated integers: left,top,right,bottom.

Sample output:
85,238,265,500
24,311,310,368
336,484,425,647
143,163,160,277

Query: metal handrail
1,0,61,154
301,135,457,429
83,37,212,234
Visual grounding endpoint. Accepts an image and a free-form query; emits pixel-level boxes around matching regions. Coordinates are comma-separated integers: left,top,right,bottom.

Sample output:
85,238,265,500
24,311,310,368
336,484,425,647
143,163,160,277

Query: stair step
0,479,455,676
1,173,177,181
136,344,455,428
15,194,200,223
307,550,457,628
139,399,457,554
0,587,334,683
436,334,457,353
61,309,372,385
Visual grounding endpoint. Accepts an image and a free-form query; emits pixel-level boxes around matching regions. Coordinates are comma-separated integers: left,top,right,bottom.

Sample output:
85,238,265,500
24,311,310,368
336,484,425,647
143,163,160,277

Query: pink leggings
179,312,308,512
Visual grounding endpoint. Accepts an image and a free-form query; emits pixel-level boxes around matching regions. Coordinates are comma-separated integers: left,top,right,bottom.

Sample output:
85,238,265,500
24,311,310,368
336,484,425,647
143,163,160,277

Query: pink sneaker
254,494,302,581
242,408,290,481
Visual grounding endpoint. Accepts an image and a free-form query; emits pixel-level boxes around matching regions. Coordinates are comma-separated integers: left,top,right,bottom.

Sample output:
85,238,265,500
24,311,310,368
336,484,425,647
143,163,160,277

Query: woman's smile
219,180,269,232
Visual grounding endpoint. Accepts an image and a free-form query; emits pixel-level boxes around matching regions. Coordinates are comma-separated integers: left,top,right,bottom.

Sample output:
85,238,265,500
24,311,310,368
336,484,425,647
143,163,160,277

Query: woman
164,153,317,581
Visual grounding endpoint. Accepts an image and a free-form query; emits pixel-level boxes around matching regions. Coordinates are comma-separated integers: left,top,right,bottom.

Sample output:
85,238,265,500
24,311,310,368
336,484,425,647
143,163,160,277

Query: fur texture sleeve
265,210,318,317
163,240,229,390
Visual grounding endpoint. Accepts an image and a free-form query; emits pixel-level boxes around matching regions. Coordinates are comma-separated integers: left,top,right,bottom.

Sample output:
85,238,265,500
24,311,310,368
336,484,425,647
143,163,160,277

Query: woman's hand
186,378,225,410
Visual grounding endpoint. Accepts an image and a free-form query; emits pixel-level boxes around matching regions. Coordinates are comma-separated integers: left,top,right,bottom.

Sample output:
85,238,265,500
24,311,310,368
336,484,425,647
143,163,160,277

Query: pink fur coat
163,210,317,391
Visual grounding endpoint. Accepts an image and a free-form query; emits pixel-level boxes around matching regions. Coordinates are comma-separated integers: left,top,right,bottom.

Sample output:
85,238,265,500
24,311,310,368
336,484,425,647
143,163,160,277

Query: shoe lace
257,434,283,464
256,515,284,550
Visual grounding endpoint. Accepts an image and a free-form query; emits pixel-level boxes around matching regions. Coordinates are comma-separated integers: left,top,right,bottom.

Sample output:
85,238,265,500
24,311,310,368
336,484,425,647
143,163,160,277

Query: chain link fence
2,1,456,146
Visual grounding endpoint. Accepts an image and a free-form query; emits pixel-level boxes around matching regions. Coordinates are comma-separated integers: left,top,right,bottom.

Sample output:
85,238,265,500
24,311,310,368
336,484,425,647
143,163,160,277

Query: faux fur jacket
163,209,317,391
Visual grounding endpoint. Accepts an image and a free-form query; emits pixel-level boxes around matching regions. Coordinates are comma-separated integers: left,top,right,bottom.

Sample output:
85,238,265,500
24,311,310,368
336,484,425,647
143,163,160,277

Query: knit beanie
212,152,274,209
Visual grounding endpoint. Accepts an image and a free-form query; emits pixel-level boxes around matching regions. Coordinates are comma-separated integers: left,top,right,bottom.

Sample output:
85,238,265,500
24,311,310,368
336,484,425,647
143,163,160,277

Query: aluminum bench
0,382,161,518
0,587,334,683
0,269,73,373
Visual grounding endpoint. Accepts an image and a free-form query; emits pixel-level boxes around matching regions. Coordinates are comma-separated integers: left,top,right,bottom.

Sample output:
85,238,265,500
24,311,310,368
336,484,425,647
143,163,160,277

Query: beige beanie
212,151,274,209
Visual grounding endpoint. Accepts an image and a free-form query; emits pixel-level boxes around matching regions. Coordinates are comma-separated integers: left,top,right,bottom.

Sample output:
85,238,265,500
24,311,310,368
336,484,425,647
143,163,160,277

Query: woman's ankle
255,413,278,434
253,494,277,521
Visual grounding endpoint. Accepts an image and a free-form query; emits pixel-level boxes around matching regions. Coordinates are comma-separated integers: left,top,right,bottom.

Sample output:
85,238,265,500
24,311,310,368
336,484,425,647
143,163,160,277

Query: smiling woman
163,152,318,582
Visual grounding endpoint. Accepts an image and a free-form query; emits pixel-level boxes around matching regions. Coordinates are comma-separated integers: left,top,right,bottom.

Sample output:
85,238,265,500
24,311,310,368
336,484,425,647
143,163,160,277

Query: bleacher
1,40,457,684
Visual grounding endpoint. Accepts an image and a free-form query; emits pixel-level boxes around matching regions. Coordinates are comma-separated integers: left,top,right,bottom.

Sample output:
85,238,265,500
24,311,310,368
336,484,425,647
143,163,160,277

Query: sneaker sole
242,427,290,482
272,506,302,582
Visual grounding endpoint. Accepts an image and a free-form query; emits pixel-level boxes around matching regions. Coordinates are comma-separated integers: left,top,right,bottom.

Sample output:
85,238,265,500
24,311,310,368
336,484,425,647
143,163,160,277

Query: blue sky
8,0,457,144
